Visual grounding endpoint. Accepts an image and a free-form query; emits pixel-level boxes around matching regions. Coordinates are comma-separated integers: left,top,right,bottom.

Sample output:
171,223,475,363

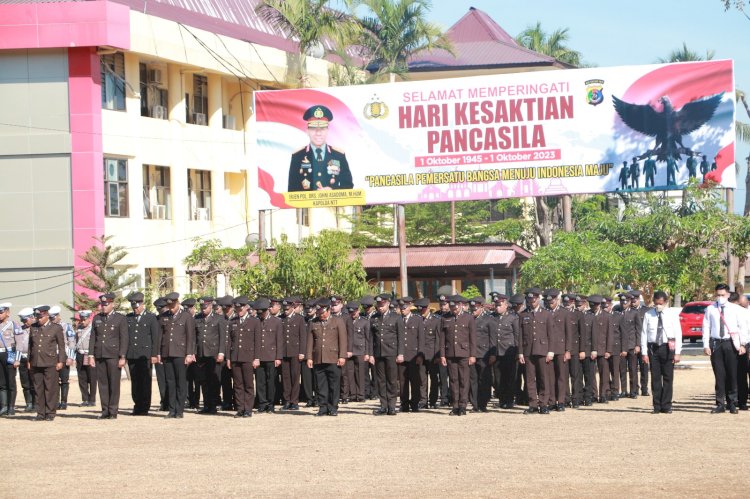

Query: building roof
362,243,531,273
408,7,562,71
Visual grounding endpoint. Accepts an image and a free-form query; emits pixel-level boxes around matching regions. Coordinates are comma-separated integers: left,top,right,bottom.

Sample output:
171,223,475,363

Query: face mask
717,296,728,306
655,304,665,312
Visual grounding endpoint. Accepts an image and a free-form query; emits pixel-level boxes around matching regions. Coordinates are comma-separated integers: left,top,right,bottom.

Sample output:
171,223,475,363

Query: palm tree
515,21,582,67
657,42,715,63
256,0,358,87
350,0,453,82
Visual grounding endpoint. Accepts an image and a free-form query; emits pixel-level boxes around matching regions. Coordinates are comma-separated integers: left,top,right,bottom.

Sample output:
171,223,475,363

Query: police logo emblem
585,79,605,106
363,94,389,120
313,107,325,119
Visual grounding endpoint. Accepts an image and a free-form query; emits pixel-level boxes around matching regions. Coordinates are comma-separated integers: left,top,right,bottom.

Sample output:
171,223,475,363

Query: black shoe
598,397,608,404
340,398,349,405
280,402,291,410
328,410,338,416
459,408,467,416
523,407,538,415
641,390,649,396
372,408,387,416
234,411,244,418
45,415,55,421
557,403,565,412
35,415,45,421
662,408,673,414
314,409,328,417
739,406,749,411
25,404,34,412
730,407,739,414
630,393,638,399
449,408,460,416
470,407,480,413
164,413,176,419
97,414,110,420
399,405,410,413
583,400,592,407
611,394,620,401
306,401,318,408
386,408,397,416
478,407,488,413
652,408,661,414
540,406,550,414
243,411,252,418
288,403,300,410
711,405,726,414
572,402,580,409
110,414,118,420
199,408,217,414
429,403,438,409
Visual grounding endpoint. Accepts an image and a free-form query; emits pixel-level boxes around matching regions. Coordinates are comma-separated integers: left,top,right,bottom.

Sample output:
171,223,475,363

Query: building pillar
167,63,185,123
207,73,222,129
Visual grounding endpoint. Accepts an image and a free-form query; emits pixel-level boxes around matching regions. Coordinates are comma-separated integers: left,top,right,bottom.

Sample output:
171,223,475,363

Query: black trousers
711,339,739,407
566,355,583,405
19,358,34,403
232,362,255,413
648,343,674,411
314,363,341,412
58,365,70,388
448,357,470,409
164,357,187,416
255,361,277,410
638,354,649,394
154,362,167,408
198,356,219,411
469,358,492,410
495,350,518,405
549,354,568,404
128,358,152,413
422,357,447,406
366,362,378,399
375,356,398,410
186,363,201,407
220,362,233,407
349,355,367,401
398,358,422,410
301,361,316,402
608,354,621,396
596,357,611,399
282,357,302,404
32,366,58,417
340,357,352,400
96,358,121,417
0,352,18,408
620,350,638,395
76,353,97,403
738,348,750,409
582,357,596,403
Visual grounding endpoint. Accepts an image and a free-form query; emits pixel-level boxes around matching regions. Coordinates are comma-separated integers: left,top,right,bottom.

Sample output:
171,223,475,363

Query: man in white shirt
641,291,681,414
733,293,750,410
702,284,749,414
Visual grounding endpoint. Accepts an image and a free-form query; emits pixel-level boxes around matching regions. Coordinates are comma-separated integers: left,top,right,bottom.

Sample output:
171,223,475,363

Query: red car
679,301,712,342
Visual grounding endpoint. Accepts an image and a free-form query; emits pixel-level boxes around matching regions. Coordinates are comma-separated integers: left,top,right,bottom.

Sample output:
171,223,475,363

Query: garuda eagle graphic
612,93,724,161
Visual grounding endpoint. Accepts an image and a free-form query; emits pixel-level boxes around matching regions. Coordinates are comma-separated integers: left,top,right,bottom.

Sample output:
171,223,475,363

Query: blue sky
428,0,749,212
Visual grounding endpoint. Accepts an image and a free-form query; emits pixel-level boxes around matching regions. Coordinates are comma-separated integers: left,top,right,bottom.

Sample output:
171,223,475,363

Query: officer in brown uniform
397,297,425,413
518,288,554,414
346,300,371,402
194,296,227,414
563,294,584,408
254,298,282,413
125,292,161,415
280,297,306,410
440,295,477,416
619,293,640,398
491,294,520,409
470,297,496,412
89,293,128,420
604,296,624,401
226,296,259,418
153,297,169,411
587,295,615,403
306,298,347,416
301,298,319,406
28,305,65,421
416,297,443,409
630,291,651,396
370,294,404,416
544,289,572,412
159,292,196,419
217,295,236,410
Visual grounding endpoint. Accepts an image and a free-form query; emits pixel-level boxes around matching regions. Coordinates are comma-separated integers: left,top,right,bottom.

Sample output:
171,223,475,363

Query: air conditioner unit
153,204,166,219
151,105,166,119
147,68,163,85
223,114,236,130
195,207,209,221
193,113,207,126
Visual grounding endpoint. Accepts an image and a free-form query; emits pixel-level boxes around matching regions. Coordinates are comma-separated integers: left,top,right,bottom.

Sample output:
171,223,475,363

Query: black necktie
657,312,664,345
719,306,725,338
315,147,323,162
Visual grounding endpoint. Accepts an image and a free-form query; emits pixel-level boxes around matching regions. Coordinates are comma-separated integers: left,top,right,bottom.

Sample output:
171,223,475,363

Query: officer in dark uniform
630,291,650,396
544,289,572,412
125,292,160,415
254,298,282,413
346,300,371,402
153,297,169,411
509,294,528,405
28,305,65,421
306,299,348,416
397,297,424,413
287,105,353,192
89,293,128,420
440,295,477,416
415,297,442,409
491,294,520,409
280,297,306,410
563,294,584,408
159,292,196,419
620,293,639,398
370,294,404,415
300,298,318,406
226,296,259,418
217,295,235,410
588,295,615,403
518,288,553,414
181,297,201,410
604,296,624,401
194,296,227,414
469,297,495,412
360,295,378,401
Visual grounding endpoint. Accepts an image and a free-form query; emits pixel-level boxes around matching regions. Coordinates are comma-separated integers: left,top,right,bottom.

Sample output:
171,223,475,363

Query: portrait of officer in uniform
287,105,354,192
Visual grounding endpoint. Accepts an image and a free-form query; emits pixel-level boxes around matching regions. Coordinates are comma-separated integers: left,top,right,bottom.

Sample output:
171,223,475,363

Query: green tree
256,0,358,86
183,238,250,296
350,0,453,82
657,41,715,63
721,0,750,20
232,230,375,299
67,235,138,311
514,22,582,67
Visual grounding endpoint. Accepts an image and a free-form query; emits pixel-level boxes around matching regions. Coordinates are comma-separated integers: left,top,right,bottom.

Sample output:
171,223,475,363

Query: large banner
254,60,735,209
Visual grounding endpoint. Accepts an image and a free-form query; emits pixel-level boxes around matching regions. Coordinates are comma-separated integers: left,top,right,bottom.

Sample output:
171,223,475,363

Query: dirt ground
6,363,750,498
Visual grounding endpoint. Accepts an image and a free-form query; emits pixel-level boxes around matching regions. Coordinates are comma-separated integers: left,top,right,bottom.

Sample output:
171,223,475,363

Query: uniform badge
327,160,340,176
302,179,311,190
302,156,310,164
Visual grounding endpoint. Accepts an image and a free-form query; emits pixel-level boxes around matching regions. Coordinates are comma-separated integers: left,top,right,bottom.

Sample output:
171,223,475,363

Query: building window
187,74,208,125
139,62,168,119
297,208,310,227
101,52,126,111
143,165,171,220
104,157,128,217
188,169,212,220
145,268,174,294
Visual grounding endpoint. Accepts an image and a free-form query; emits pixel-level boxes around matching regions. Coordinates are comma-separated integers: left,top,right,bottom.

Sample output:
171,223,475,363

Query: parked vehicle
679,301,712,343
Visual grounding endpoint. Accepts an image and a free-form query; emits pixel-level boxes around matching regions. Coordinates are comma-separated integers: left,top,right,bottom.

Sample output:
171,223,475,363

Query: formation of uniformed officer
306,298,348,416
440,295,477,416
370,294,404,415
125,292,161,415
89,293,128,419
27,305,65,421
159,292,196,419
226,296,259,418
193,296,227,414
280,297,306,410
